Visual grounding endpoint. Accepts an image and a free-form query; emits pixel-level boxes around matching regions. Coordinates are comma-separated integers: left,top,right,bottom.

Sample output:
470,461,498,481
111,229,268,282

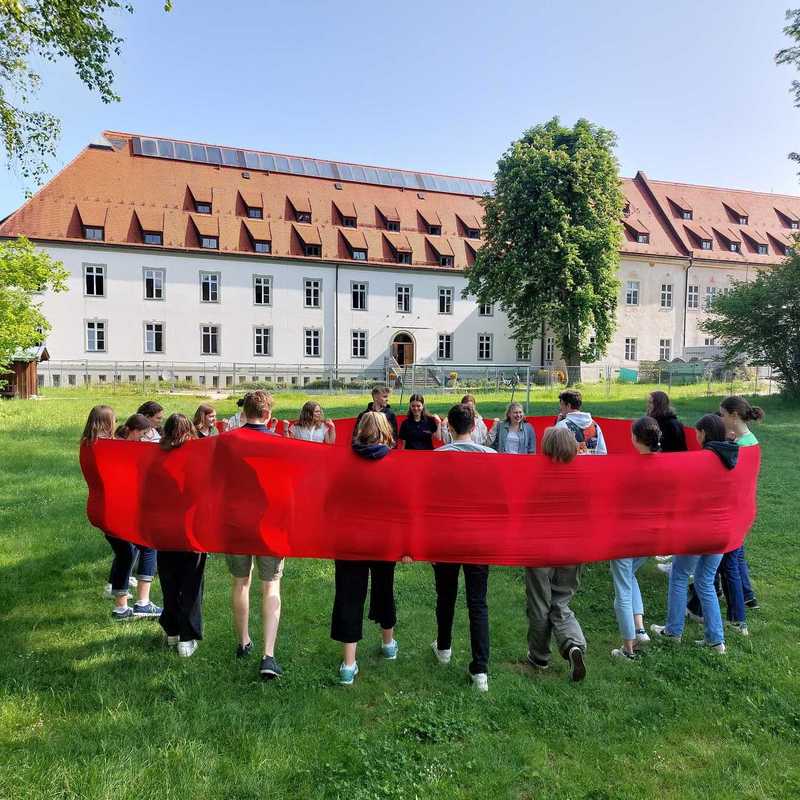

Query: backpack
564,419,599,454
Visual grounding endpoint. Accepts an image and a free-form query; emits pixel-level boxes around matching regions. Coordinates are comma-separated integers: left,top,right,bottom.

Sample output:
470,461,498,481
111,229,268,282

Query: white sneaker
166,635,179,648
431,640,452,665
656,563,672,575
695,639,726,654
177,640,198,657
650,624,681,642
655,555,673,563
469,671,489,692
635,629,650,644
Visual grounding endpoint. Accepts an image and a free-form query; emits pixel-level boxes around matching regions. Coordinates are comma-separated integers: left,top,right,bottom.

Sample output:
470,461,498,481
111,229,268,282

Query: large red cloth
80,417,758,567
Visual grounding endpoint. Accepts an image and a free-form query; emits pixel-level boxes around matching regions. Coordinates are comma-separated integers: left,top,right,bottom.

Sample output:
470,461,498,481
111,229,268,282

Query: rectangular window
387,220,400,232
254,240,271,254
687,285,699,309
351,281,368,311
86,320,106,352
625,280,640,305
637,233,650,244
304,243,321,257
144,322,164,353
195,202,211,214
53,374,61,387
342,216,357,229
201,325,219,355
143,232,163,245
439,255,454,267
545,336,555,362
477,333,493,361
397,251,412,265
304,328,321,358
705,286,718,309
516,342,531,361
659,338,672,361
738,216,748,225
729,242,740,253
296,211,312,224
143,268,164,300
351,248,367,261
247,207,263,219
428,224,442,236
682,210,693,220
437,333,453,360
200,236,218,250
438,286,454,314
253,275,272,306
351,330,367,358
304,278,321,308
84,226,104,241
479,302,493,316
757,243,768,255
200,272,220,303
701,239,713,250
396,285,412,313
660,283,673,309
254,326,272,356
624,337,637,361
466,228,480,239
84,264,105,297
704,337,717,347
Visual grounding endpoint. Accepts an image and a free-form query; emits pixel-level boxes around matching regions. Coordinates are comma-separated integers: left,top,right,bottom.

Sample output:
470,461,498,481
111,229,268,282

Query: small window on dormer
143,232,163,245
729,242,740,253
254,241,271,254
195,201,211,214
792,221,799,230
305,243,321,257
682,211,693,220
200,236,218,250
757,244,768,255
637,233,649,244
247,207,263,219
738,216,748,226
352,248,367,261
466,228,480,239
387,220,400,232
342,216,357,229
84,226,104,241
429,224,442,236
297,211,312,224
439,255,454,267
701,239,712,250
398,252,412,265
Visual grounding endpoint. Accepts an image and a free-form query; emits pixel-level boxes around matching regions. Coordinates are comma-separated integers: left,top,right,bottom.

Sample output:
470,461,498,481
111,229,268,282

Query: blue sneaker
132,601,162,618
381,639,398,660
111,606,134,621
339,662,359,685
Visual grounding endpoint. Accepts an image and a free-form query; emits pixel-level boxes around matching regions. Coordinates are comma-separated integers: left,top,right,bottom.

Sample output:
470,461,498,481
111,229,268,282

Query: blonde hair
541,426,578,464
504,401,524,423
355,411,393,446
81,405,115,444
297,401,322,428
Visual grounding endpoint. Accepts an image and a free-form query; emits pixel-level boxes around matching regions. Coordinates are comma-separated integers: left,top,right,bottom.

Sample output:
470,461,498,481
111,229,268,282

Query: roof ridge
647,176,800,201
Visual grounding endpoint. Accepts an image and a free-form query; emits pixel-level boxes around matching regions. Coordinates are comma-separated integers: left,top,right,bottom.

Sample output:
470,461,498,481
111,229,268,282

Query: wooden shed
1,346,49,400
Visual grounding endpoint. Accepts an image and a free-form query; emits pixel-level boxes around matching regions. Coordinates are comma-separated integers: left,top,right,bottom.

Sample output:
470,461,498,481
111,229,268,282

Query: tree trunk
562,343,582,386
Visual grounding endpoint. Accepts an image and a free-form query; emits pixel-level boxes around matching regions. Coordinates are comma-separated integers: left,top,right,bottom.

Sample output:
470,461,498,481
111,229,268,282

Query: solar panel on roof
206,146,222,164
244,151,259,169
259,153,275,171
302,159,319,177
157,139,174,158
175,142,191,160
317,161,335,178
190,143,206,161
141,138,157,155
338,164,353,181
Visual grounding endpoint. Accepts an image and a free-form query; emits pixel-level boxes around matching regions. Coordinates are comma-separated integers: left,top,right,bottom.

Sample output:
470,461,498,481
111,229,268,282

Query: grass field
1,385,799,800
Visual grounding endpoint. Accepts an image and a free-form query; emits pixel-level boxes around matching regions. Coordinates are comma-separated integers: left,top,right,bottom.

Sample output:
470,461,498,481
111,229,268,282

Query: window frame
83,263,106,297
143,231,163,245
253,240,271,254
85,319,107,352
397,251,412,265
304,243,322,257
200,324,220,356
143,321,165,354
303,327,322,358
253,325,273,357
295,210,312,224
660,283,673,309
351,281,368,311
253,274,273,307
341,216,357,229
351,329,368,359
194,201,212,214
636,233,650,244
438,286,454,315
200,271,221,303
437,333,453,361
247,206,263,219
439,255,454,267
303,277,322,309
396,284,412,314
143,267,165,301
659,338,672,362
428,224,442,236
625,279,640,306
477,332,493,361
199,235,219,250
83,226,104,241
687,285,699,309
624,337,638,361
478,302,494,317
351,248,367,261
516,342,531,362
545,336,555,363
386,220,400,233
757,243,768,255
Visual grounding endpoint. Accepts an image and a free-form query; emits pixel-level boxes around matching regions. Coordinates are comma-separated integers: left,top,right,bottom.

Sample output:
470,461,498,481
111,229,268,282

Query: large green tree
1,0,170,184
0,237,68,373
702,256,800,398
776,8,800,170
465,117,624,383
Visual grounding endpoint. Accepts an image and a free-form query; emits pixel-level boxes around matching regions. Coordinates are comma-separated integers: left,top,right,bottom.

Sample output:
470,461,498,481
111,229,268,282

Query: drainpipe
539,321,546,366
682,255,694,356
334,263,339,382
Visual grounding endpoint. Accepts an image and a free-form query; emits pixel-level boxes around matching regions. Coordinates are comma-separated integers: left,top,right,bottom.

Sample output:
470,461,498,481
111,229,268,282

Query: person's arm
396,420,407,450
431,414,443,440
526,423,536,454
486,420,500,449
439,420,451,444
324,419,336,445
594,425,608,455
352,411,364,443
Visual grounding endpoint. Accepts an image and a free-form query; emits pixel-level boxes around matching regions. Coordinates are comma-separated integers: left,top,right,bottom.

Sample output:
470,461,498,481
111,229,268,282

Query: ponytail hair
115,413,152,440
696,414,728,444
720,395,765,423
632,416,662,452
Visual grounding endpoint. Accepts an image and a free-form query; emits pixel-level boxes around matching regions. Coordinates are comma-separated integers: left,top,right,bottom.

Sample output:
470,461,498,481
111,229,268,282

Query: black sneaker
236,641,253,658
260,655,283,680
526,653,550,670
745,597,760,610
567,646,586,682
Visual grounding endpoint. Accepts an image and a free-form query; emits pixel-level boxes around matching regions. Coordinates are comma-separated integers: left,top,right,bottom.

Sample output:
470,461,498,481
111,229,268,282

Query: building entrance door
391,332,415,365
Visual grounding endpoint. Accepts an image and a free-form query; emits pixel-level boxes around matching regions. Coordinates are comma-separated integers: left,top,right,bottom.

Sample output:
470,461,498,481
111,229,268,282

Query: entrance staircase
386,359,443,392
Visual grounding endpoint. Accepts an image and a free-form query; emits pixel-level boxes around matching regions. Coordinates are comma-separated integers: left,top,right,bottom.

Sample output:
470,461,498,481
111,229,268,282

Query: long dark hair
115,413,152,440
632,416,661,452
696,414,728,444
720,396,765,423
408,393,431,421
648,390,674,419
160,413,197,451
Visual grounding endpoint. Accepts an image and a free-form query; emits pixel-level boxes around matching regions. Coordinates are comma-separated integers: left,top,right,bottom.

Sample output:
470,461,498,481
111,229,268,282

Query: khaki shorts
225,554,285,582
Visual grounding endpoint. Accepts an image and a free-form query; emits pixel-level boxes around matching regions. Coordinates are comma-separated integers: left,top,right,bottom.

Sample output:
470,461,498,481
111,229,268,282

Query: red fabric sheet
80,417,758,567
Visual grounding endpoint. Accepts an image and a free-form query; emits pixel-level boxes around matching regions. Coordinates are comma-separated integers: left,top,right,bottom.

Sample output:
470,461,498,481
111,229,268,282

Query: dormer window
738,216,748,226
254,241,271,254
352,248,367,261
200,236,218,250
84,226,104,241
701,239,712,250
787,245,796,256
304,243,321,257
195,202,211,214
297,211,312,224
729,242,740,253
757,244,768,255
398,252,412,264
429,224,442,236
387,220,400,232
143,232,163,245
682,211,693,220
342,216,357,229
637,233,649,244
466,228,481,239
247,207,263,219
792,221,799,230
439,255,454,267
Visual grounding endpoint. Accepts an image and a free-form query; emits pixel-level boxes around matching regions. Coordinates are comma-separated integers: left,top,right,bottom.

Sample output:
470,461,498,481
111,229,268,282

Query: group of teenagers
80,385,763,691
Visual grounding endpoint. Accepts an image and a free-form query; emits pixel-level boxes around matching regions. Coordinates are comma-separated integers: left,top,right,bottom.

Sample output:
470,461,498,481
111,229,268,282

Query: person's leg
157,550,180,638
225,555,254,648
631,557,647,632
256,556,285,658
610,559,636,653
719,550,746,624
367,561,398,645
133,547,157,607
463,564,490,675
695,554,725,645
736,546,755,603
105,535,136,612
665,555,698,637
331,560,369,666
433,563,460,652
524,567,554,665
178,552,206,641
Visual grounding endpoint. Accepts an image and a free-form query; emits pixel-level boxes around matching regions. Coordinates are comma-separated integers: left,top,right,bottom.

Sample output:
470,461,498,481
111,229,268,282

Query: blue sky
2,0,799,217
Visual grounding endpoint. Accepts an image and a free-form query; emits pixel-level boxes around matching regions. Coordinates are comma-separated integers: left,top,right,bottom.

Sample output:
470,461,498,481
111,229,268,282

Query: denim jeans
720,547,747,623
666,554,724,645
105,535,157,597
610,557,648,641
738,547,755,602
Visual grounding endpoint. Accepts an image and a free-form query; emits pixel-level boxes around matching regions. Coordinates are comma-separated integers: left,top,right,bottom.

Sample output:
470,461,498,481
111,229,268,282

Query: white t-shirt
437,441,495,453
505,430,522,454
141,427,161,443
291,425,326,443
441,415,488,446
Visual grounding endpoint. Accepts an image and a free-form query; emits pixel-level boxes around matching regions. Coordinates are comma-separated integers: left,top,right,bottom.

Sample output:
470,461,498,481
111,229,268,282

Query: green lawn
1,386,798,799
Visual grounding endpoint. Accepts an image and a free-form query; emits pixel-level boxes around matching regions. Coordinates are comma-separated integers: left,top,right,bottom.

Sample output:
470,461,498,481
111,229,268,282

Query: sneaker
727,621,750,636
745,597,760,610
694,639,726,654
129,576,138,589
567,646,586,682
526,652,550,670
132,601,162,618
469,671,489,692
381,639,398,660
656,563,672,575
259,655,283,680
611,648,640,661
103,583,132,600
635,629,650,644
166,635,179,647
686,609,704,624
654,555,673,563
339,662,359,685
177,640,198,657
236,641,253,658
111,606,133,621
650,624,681,642
431,640,452,665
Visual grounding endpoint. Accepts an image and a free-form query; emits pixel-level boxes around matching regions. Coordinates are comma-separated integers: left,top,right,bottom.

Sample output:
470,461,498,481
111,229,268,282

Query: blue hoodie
352,441,390,460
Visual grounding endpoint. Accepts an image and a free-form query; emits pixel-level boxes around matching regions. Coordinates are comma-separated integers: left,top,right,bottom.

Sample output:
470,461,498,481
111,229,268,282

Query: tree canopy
0,237,68,370
465,117,624,382
702,256,800,398
776,8,800,172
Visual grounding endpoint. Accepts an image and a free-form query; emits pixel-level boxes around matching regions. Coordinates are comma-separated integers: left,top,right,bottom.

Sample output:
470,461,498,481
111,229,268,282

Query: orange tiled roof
1,132,799,270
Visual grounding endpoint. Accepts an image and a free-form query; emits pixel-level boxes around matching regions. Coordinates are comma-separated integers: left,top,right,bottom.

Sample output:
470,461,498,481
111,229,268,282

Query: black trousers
331,560,397,643
433,563,490,675
158,551,206,642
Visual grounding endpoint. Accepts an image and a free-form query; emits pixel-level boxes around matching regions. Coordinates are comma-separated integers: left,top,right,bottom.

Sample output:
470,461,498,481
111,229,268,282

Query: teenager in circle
114,413,153,442
353,385,398,444
524,426,587,680
226,398,247,432
432,403,494,692
225,391,286,679
651,414,738,654
555,390,607,455
288,401,336,444
609,417,661,661
136,400,164,443
398,394,442,450
488,401,536,454
440,394,489,445
156,413,207,657
332,412,403,685
193,404,219,438
646,391,687,452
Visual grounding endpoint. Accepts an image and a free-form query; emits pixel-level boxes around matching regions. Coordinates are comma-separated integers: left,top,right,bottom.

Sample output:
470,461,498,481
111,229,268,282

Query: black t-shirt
399,415,438,450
